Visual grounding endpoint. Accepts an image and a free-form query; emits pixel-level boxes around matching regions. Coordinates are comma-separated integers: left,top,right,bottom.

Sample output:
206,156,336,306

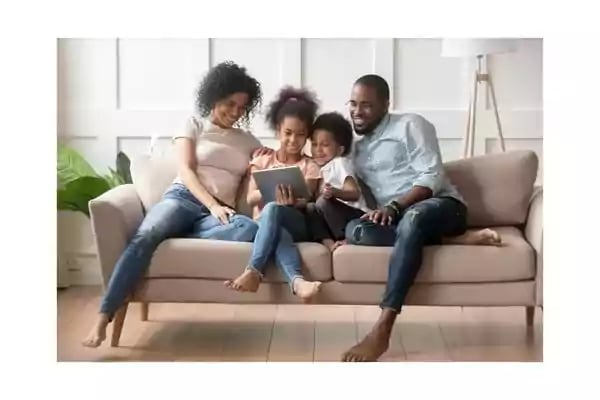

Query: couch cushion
332,227,535,284
444,150,538,227
130,154,177,212
146,239,332,282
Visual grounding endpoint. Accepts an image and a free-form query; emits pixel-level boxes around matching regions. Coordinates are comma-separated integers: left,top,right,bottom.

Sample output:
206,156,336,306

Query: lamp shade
441,38,517,57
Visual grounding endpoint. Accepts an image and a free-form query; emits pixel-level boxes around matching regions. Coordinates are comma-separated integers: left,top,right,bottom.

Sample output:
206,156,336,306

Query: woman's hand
275,184,295,206
208,204,236,224
252,146,275,158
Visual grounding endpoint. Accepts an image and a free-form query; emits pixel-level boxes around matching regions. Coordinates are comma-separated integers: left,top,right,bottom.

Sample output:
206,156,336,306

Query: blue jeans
247,202,310,291
100,183,258,317
345,197,467,312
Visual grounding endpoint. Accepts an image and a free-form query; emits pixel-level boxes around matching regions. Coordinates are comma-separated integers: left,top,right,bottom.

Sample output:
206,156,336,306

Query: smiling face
311,129,343,166
348,83,388,135
211,92,249,128
278,116,309,156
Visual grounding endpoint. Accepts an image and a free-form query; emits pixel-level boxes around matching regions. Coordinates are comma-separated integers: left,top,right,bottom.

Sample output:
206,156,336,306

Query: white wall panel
302,39,374,114
488,39,543,109
118,39,209,111
58,39,117,111
395,39,468,109
117,136,175,159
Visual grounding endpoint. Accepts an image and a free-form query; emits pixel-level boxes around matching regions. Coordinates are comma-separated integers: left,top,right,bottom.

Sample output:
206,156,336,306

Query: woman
82,61,270,348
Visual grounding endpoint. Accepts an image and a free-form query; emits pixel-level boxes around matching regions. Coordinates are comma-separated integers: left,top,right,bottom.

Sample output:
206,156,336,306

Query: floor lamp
441,39,517,158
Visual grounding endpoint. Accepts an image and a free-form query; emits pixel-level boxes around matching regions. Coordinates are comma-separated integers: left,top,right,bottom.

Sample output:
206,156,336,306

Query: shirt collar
370,113,391,140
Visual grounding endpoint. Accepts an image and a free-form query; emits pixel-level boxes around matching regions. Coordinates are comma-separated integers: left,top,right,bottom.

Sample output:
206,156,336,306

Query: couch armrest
89,184,144,286
524,186,543,306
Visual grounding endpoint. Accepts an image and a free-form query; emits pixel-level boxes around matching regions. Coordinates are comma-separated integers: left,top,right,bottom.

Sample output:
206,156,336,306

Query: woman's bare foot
445,228,502,246
224,268,261,292
81,314,110,348
293,278,322,301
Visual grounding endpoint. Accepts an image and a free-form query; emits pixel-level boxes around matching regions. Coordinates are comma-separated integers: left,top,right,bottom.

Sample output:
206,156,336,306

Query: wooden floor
57,286,543,362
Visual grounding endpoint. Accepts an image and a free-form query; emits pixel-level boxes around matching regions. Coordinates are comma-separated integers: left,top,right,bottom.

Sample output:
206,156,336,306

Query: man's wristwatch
385,200,404,221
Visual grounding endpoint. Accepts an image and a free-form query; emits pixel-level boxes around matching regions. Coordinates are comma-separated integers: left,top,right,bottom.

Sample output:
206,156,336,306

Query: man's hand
252,146,274,158
275,184,295,206
322,183,334,199
360,206,398,226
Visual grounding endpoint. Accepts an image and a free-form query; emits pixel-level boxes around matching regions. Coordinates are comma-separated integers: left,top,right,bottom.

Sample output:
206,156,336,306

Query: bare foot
293,278,322,301
322,239,336,252
342,327,391,362
332,240,346,251
81,314,109,348
446,228,502,246
224,268,261,292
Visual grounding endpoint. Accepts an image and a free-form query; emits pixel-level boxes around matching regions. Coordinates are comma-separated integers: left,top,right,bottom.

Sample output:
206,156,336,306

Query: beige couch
89,150,543,347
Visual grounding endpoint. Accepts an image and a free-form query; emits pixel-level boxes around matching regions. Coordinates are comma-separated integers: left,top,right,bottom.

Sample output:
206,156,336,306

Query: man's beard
352,114,386,135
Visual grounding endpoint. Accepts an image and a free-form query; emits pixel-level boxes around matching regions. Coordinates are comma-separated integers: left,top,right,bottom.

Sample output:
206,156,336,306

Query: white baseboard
64,252,103,286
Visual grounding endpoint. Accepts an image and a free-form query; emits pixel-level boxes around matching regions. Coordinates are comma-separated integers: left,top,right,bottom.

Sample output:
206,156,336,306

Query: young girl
307,112,370,251
224,87,323,301
308,112,503,251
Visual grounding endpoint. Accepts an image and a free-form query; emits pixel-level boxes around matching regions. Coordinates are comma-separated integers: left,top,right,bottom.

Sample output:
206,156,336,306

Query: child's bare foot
81,314,109,348
332,240,346,251
445,228,502,246
293,278,322,301
224,268,261,292
322,239,336,252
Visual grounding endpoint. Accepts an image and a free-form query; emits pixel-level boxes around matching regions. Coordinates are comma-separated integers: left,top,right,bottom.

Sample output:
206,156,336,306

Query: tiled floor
57,286,542,362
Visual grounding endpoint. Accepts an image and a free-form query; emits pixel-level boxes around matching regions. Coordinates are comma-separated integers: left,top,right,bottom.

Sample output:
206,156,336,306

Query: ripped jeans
345,197,467,312
99,183,258,318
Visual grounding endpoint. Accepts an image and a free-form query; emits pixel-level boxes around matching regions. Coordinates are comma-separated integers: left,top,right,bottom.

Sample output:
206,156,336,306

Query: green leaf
57,145,98,187
116,151,132,184
104,168,125,188
56,176,110,217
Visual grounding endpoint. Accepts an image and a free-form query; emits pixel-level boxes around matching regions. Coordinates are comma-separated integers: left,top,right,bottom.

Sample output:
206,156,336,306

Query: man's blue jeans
100,183,258,317
345,197,467,312
247,202,310,291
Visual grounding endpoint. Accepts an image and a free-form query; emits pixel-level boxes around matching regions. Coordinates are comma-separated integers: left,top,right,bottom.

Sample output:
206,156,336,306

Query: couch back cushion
444,150,538,227
131,150,538,226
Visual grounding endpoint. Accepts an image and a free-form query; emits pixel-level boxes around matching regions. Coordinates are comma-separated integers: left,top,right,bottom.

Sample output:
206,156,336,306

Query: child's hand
275,184,295,206
322,183,334,199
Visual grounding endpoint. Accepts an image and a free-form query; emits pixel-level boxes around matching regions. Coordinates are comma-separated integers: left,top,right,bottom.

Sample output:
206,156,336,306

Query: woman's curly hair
195,61,262,126
265,86,319,133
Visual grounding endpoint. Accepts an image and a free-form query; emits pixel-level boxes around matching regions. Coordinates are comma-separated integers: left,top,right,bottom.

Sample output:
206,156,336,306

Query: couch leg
526,306,535,327
141,302,149,321
110,302,129,347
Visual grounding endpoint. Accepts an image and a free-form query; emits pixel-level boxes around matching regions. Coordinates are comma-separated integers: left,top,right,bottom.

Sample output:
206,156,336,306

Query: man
341,74,468,362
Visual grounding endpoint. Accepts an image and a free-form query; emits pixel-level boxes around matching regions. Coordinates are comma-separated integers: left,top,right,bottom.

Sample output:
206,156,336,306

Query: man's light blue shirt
353,113,464,207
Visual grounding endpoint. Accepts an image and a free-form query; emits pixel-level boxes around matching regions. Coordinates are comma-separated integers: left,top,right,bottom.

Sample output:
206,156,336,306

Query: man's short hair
354,74,390,102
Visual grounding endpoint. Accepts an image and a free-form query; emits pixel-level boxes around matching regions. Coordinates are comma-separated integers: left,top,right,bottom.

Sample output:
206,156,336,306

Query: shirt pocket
370,138,408,171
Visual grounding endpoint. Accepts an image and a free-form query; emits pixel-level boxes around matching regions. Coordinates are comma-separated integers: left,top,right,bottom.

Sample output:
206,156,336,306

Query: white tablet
251,166,311,204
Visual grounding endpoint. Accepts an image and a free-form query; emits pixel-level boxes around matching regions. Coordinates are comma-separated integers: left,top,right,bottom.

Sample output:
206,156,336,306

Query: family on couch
82,61,501,361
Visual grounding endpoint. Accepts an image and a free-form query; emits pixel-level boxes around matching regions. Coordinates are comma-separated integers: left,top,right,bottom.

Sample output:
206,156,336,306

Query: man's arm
368,115,444,225
391,115,444,211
